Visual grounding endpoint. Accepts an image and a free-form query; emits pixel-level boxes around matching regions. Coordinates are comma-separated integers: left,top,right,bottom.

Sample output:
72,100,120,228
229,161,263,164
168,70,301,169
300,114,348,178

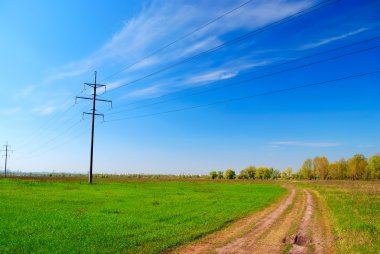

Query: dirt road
173,186,334,254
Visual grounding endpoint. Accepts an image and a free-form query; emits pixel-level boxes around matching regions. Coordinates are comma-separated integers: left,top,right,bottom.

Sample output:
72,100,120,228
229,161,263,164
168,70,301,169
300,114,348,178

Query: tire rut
286,189,314,254
172,186,294,254
215,188,296,254
249,187,305,254
173,186,334,254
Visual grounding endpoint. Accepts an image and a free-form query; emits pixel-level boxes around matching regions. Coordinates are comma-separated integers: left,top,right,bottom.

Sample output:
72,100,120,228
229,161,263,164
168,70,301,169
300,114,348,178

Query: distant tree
217,171,224,179
272,169,280,179
224,169,236,179
264,168,273,179
347,154,368,180
245,166,256,179
366,155,380,179
255,167,264,179
209,171,217,179
285,167,292,179
280,171,287,179
300,159,314,179
292,173,301,179
328,158,347,179
237,169,249,179
255,167,271,179
313,156,329,179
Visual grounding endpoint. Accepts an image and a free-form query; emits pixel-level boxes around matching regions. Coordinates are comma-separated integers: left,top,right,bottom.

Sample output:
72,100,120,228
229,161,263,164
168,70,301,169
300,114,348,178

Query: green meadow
0,179,285,253
301,181,380,254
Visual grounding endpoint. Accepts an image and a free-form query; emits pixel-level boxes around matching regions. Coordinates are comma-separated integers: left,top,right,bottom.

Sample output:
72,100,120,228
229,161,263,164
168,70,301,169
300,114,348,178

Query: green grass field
0,179,285,253
301,181,380,254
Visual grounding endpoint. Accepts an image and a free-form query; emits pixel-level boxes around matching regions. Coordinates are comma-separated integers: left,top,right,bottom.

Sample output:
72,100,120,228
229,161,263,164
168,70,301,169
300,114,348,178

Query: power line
105,69,380,122
15,78,108,161
16,105,76,149
13,69,104,151
14,89,88,150
110,35,380,110
101,0,255,82
16,100,93,152
20,0,335,147
21,122,90,160
107,41,380,116
18,95,108,160
105,0,337,93
22,120,84,158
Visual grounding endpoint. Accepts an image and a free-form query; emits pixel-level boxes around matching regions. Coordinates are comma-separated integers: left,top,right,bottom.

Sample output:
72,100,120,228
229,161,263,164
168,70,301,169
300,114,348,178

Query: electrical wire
14,89,88,149
107,42,380,116
105,69,380,122
101,0,256,82
104,0,338,93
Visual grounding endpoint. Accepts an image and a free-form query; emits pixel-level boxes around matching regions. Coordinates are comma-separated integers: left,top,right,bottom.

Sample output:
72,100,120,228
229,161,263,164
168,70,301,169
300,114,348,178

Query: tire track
173,186,334,254
173,186,295,254
215,188,296,254
286,189,314,254
250,188,305,254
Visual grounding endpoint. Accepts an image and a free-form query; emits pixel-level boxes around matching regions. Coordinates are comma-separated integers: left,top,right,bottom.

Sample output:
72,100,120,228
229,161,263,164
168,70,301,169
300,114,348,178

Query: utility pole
76,71,112,184
1,142,13,177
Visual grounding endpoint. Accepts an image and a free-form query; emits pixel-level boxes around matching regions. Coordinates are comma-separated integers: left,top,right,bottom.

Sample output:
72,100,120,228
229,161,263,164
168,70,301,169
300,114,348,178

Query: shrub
224,169,236,179
238,170,249,179
209,171,217,179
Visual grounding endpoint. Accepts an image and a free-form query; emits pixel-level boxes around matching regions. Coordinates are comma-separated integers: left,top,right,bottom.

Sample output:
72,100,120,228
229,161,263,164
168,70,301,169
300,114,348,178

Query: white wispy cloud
300,27,369,50
32,106,56,116
106,78,131,91
126,85,166,99
122,56,275,99
178,36,222,58
54,0,313,80
127,56,161,72
17,85,36,99
25,0,314,105
209,0,313,31
270,141,341,147
187,70,238,83
45,67,88,83
183,57,273,85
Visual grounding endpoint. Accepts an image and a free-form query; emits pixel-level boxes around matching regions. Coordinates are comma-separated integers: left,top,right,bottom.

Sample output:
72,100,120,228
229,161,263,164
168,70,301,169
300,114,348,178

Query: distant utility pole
76,71,112,184
1,142,13,177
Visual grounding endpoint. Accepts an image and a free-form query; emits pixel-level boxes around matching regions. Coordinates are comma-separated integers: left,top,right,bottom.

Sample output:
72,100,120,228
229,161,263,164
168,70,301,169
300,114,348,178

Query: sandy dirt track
172,186,334,254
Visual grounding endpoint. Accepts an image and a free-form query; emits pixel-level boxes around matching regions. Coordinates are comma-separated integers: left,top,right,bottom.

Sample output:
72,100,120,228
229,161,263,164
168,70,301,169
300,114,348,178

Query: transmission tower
1,142,13,177
76,71,112,184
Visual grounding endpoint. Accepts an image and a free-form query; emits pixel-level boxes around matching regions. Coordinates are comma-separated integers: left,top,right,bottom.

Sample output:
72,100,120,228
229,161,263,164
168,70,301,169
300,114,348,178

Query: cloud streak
32,106,56,116
22,0,315,108
187,70,238,83
51,0,313,88
300,27,369,49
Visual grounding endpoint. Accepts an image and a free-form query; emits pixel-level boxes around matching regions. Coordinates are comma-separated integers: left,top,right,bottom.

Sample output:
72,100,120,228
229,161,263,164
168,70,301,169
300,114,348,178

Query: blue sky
0,0,379,174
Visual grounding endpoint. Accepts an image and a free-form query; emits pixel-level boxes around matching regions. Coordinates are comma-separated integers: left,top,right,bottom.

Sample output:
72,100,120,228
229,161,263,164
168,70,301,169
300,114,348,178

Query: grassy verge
299,181,380,254
0,179,284,253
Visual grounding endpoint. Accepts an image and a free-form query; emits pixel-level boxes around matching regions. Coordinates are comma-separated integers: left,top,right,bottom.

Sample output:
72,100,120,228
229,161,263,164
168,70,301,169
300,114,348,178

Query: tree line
209,154,380,180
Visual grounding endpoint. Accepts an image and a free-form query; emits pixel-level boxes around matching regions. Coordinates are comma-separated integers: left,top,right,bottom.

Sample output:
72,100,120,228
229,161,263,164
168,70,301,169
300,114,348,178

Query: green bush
224,169,236,179
209,171,217,179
